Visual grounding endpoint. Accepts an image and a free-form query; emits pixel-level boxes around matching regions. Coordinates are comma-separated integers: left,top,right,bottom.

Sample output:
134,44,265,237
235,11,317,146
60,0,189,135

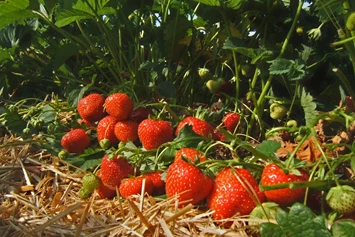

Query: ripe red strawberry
114,120,139,142
119,175,154,198
96,170,117,199
77,93,106,123
174,147,207,162
166,159,213,206
105,93,134,121
207,167,266,219
97,115,119,147
99,155,135,190
175,116,215,139
138,119,174,150
145,171,166,196
61,128,90,153
261,163,309,206
223,112,240,133
129,106,153,123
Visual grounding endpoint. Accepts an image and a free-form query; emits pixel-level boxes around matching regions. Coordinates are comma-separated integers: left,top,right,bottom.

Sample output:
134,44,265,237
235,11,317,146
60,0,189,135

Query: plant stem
248,0,305,137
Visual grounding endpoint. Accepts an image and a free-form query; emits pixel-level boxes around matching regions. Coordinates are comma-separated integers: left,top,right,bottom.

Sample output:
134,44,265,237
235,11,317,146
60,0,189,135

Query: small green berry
206,78,223,94
346,12,355,31
326,185,355,214
269,103,287,120
82,173,101,193
198,68,211,79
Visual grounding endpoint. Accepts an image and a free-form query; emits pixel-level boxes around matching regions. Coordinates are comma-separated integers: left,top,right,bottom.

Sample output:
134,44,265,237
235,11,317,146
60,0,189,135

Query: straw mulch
0,135,261,237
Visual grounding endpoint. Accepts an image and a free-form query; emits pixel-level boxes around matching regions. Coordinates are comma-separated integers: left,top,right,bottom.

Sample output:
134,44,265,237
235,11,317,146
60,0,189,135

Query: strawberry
269,103,287,120
129,106,153,123
96,170,117,199
105,93,134,121
145,171,166,196
119,175,154,198
207,167,266,219
114,120,139,142
77,93,106,123
198,68,211,80
261,163,309,206
79,173,101,200
174,147,207,162
326,185,355,214
97,115,119,147
166,159,213,206
82,173,101,193
206,78,223,94
138,119,174,150
223,112,240,133
175,116,215,139
346,12,355,31
99,155,135,190
61,128,90,154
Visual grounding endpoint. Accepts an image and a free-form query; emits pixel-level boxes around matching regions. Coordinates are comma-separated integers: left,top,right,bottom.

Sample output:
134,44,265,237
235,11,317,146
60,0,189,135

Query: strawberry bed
2,0,355,236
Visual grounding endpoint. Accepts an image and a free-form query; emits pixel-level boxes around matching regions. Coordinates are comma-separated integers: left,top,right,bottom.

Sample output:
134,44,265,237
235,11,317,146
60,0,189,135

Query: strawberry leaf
260,203,332,237
64,148,105,171
269,58,293,75
300,88,318,125
331,220,355,237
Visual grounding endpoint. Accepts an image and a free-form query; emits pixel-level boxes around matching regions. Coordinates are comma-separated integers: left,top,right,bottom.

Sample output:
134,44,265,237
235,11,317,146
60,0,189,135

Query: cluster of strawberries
60,92,312,220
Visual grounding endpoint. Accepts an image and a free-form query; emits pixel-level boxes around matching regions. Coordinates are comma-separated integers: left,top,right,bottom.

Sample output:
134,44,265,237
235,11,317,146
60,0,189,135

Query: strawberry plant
3,0,355,236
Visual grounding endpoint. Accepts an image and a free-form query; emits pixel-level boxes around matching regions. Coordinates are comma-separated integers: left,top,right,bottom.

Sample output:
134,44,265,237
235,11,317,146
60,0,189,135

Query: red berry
207,167,266,219
174,147,207,162
97,115,119,147
138,119,174,150
61,128,90,154
175,116,215,139
77,93,106,123
114,120,139,142
261,164,309,206
223,112,240,133
99,155,135,190
105,93,134,121
145,171,166,196
166,159,213,206
119,176,154,198
96,170,117,199
129,106,153,123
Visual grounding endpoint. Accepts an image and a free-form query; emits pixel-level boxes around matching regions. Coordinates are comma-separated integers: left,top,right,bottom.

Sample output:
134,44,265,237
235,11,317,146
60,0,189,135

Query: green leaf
67,85,89,107
51,43,80,69
164,16,192,46
155,81,176,99
38,105,57,124
256,140,281,157
260,222,286,237
3,109,27,134
332,220,355,237
194,0,221,7
0,0,37,30
55,0,116,27
261,203,332,237
64,149,105,171
315,0,345,22
300,88,318,126
269,58,294,75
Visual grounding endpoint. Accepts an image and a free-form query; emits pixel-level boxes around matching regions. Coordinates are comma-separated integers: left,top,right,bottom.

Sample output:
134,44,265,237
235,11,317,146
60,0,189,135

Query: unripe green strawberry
58,150,68,159
79,187,92,200
346,12,355,31
198,68,211,79
269,103,287,120
206,78,223,94
326,185,355,214
82,173,101,193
